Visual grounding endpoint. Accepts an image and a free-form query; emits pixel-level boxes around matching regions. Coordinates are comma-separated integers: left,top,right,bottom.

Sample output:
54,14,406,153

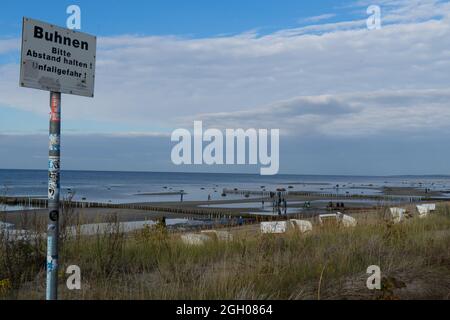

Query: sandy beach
2,185,446,232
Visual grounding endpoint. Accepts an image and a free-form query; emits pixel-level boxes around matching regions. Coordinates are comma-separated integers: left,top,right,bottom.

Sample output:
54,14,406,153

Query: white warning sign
20,17,96,97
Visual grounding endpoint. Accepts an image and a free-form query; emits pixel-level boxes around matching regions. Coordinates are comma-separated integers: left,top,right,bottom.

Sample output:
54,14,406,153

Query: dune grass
1,205,449,300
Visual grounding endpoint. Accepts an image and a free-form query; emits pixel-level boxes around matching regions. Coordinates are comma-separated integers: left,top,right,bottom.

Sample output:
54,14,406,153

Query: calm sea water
1,169,450,204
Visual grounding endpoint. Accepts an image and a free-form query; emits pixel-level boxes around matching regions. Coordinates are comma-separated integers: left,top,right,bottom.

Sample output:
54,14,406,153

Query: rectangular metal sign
20,17,96,97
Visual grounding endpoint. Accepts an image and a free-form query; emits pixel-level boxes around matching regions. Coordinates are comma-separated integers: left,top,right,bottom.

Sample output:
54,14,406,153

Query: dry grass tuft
1,205,449,300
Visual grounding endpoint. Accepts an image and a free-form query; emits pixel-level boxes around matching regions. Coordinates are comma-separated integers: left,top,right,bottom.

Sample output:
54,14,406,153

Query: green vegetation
1,206,450,300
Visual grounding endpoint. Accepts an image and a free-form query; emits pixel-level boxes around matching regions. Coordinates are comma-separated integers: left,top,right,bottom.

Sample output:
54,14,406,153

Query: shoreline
1,185,448,232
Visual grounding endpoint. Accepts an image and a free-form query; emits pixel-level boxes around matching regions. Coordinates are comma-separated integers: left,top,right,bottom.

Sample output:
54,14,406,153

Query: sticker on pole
20,17,96,97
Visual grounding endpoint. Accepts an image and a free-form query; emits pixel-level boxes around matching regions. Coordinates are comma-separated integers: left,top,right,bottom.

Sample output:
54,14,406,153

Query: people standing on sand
160,216,167,228
262,199,265,209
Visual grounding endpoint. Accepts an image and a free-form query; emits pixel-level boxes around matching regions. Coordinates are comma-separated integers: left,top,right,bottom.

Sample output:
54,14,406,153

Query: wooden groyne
1,191,437,222
0,196,268,219
222,189,425,202
223,189,278,197
0,196,48,209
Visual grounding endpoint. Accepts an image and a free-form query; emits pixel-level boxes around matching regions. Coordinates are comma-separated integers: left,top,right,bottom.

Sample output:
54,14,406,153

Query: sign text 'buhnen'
33,25,89,50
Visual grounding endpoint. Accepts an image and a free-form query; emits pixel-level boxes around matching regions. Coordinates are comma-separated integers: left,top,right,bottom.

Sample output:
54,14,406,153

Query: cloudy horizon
1,0,449,175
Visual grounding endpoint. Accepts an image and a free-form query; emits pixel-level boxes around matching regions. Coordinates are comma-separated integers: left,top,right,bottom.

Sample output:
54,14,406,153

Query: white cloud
300,13,337,23
0,38,19,54
354,0,450,24
0,0,449,138
189,89,450,136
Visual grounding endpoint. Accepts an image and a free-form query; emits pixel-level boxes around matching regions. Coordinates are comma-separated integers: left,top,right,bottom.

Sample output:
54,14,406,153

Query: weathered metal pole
46,91,61,300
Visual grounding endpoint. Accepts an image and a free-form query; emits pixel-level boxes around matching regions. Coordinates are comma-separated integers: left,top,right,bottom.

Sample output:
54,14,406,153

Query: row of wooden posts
0,191,427,221
0,196,263,219
222,188,425,201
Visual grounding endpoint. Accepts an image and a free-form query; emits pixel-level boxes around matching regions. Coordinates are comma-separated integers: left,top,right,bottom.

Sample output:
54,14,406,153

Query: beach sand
1,185,446,232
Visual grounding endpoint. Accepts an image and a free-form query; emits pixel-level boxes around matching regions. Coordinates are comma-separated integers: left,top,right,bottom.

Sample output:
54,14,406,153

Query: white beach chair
181,233,211,245
319,213,357,228
318,213,338,225
340,214,357,227
3,229,39,242
390,207,406,224
289,219,313,233
416,203,436,218
416,205,429,218
201,230,233,241
260,221,288,234
422,203,436,211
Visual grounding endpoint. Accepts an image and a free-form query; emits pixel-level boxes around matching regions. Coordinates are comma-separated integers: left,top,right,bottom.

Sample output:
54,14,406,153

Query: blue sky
0,0,352,38
1,0,450,175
